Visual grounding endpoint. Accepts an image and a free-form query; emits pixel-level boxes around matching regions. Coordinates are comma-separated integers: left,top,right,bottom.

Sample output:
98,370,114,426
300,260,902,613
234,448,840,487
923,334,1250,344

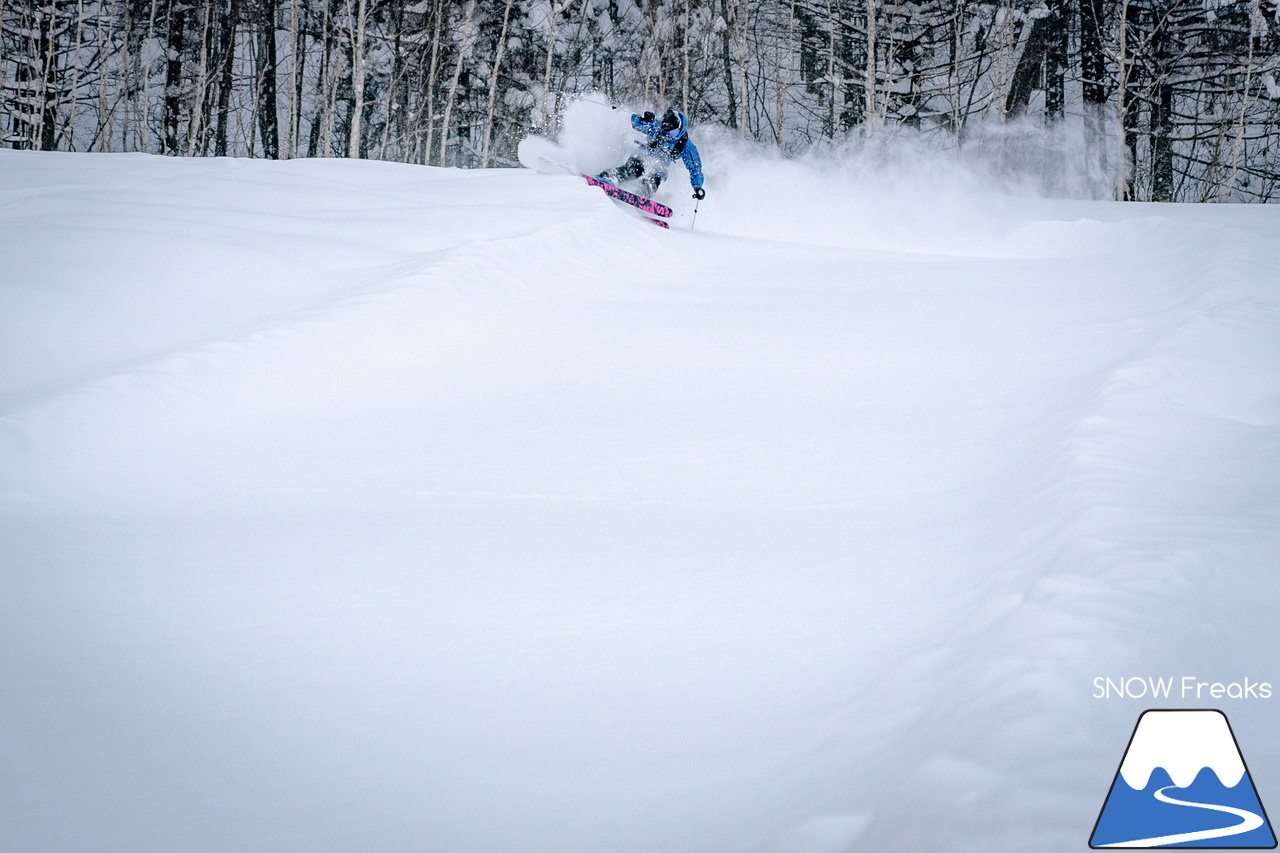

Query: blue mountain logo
1091,710,1276,848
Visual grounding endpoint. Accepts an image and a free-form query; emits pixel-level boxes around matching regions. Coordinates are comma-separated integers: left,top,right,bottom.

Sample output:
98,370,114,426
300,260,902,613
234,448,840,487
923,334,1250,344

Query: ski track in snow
2,150,1280,853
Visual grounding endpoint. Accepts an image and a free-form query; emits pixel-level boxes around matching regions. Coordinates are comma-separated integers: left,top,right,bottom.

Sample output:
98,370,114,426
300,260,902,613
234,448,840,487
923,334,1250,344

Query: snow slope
2,149,1279,853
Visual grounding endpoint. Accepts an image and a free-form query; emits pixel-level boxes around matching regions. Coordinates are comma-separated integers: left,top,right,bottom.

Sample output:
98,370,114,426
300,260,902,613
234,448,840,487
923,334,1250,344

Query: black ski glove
693,187,706,200
642,111,655,122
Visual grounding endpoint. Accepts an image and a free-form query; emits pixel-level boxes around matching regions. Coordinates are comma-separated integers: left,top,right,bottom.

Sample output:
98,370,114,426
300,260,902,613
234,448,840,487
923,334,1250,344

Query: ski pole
691,196,701,230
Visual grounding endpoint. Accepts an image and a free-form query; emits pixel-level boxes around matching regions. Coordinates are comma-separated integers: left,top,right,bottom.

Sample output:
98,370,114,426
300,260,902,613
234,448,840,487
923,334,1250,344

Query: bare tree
345,0,365,157
3,0,1277,201
439,0,474,165
481,0,514,166
420,0,444,162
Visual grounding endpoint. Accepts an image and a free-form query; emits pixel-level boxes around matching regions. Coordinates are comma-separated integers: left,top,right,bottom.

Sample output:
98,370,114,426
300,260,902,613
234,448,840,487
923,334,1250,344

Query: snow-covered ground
2,146,1279,853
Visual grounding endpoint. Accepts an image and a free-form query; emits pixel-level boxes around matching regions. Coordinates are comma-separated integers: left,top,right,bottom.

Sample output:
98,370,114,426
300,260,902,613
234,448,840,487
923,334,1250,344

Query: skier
599,107,706,200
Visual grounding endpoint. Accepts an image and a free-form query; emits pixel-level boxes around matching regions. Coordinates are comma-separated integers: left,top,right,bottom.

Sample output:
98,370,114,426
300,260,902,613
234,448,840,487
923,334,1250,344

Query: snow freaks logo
1090,710,1277,848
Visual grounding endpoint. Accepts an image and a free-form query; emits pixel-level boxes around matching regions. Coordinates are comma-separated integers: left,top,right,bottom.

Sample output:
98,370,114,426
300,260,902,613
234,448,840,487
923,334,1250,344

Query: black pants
600,155,664,196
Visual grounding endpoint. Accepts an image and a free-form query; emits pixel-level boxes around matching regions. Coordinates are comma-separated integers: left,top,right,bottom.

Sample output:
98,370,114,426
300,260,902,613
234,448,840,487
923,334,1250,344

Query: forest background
3,0,1279,201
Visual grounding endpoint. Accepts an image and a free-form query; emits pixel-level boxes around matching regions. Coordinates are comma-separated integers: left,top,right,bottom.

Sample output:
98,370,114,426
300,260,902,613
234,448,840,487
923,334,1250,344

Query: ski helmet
660,108,687,137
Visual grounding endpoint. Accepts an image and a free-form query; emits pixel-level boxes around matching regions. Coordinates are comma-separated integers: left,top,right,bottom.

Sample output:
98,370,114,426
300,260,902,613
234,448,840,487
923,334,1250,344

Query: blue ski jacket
631,113,704,190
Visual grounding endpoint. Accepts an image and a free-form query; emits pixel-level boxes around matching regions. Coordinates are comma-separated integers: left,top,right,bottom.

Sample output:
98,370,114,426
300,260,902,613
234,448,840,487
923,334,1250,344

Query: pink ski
582,175,674,219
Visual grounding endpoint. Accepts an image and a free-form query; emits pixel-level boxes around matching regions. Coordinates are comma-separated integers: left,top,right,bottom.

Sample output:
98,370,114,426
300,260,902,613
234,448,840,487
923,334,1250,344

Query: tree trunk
380,0,405,159
34,0,61,150
1114,0,1135,200
214,0,236,155
775,0,795,147
439,0,474,166
308,0,332,156
541,0,556,128
93,0,116,151
64,0,86,150
10,3,36,147
257,0,279,158
1079,0,1107,188
864,0,877,129
480,0,514,167
285,0,298,157
321,15,339,155
346,0,365,158
721,0,736,129
1004,0,1068,121
827,0,837,135
139,0,159,149
1148,4,1173,202
162,0,186,154
0,0,6,144
1044,0,1066,119
1223,0,1262,199
1150,80,1173,201
187,0,213,154
421,0,443,163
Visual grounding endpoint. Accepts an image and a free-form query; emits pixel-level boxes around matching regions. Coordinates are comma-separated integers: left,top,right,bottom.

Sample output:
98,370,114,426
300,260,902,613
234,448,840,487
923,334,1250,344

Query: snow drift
2,146,1279,853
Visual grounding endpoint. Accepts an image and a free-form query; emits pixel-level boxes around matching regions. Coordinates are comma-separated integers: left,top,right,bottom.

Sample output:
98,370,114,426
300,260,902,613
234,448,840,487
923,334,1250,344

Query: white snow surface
2,148,1280,853
1119,710,1246,789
